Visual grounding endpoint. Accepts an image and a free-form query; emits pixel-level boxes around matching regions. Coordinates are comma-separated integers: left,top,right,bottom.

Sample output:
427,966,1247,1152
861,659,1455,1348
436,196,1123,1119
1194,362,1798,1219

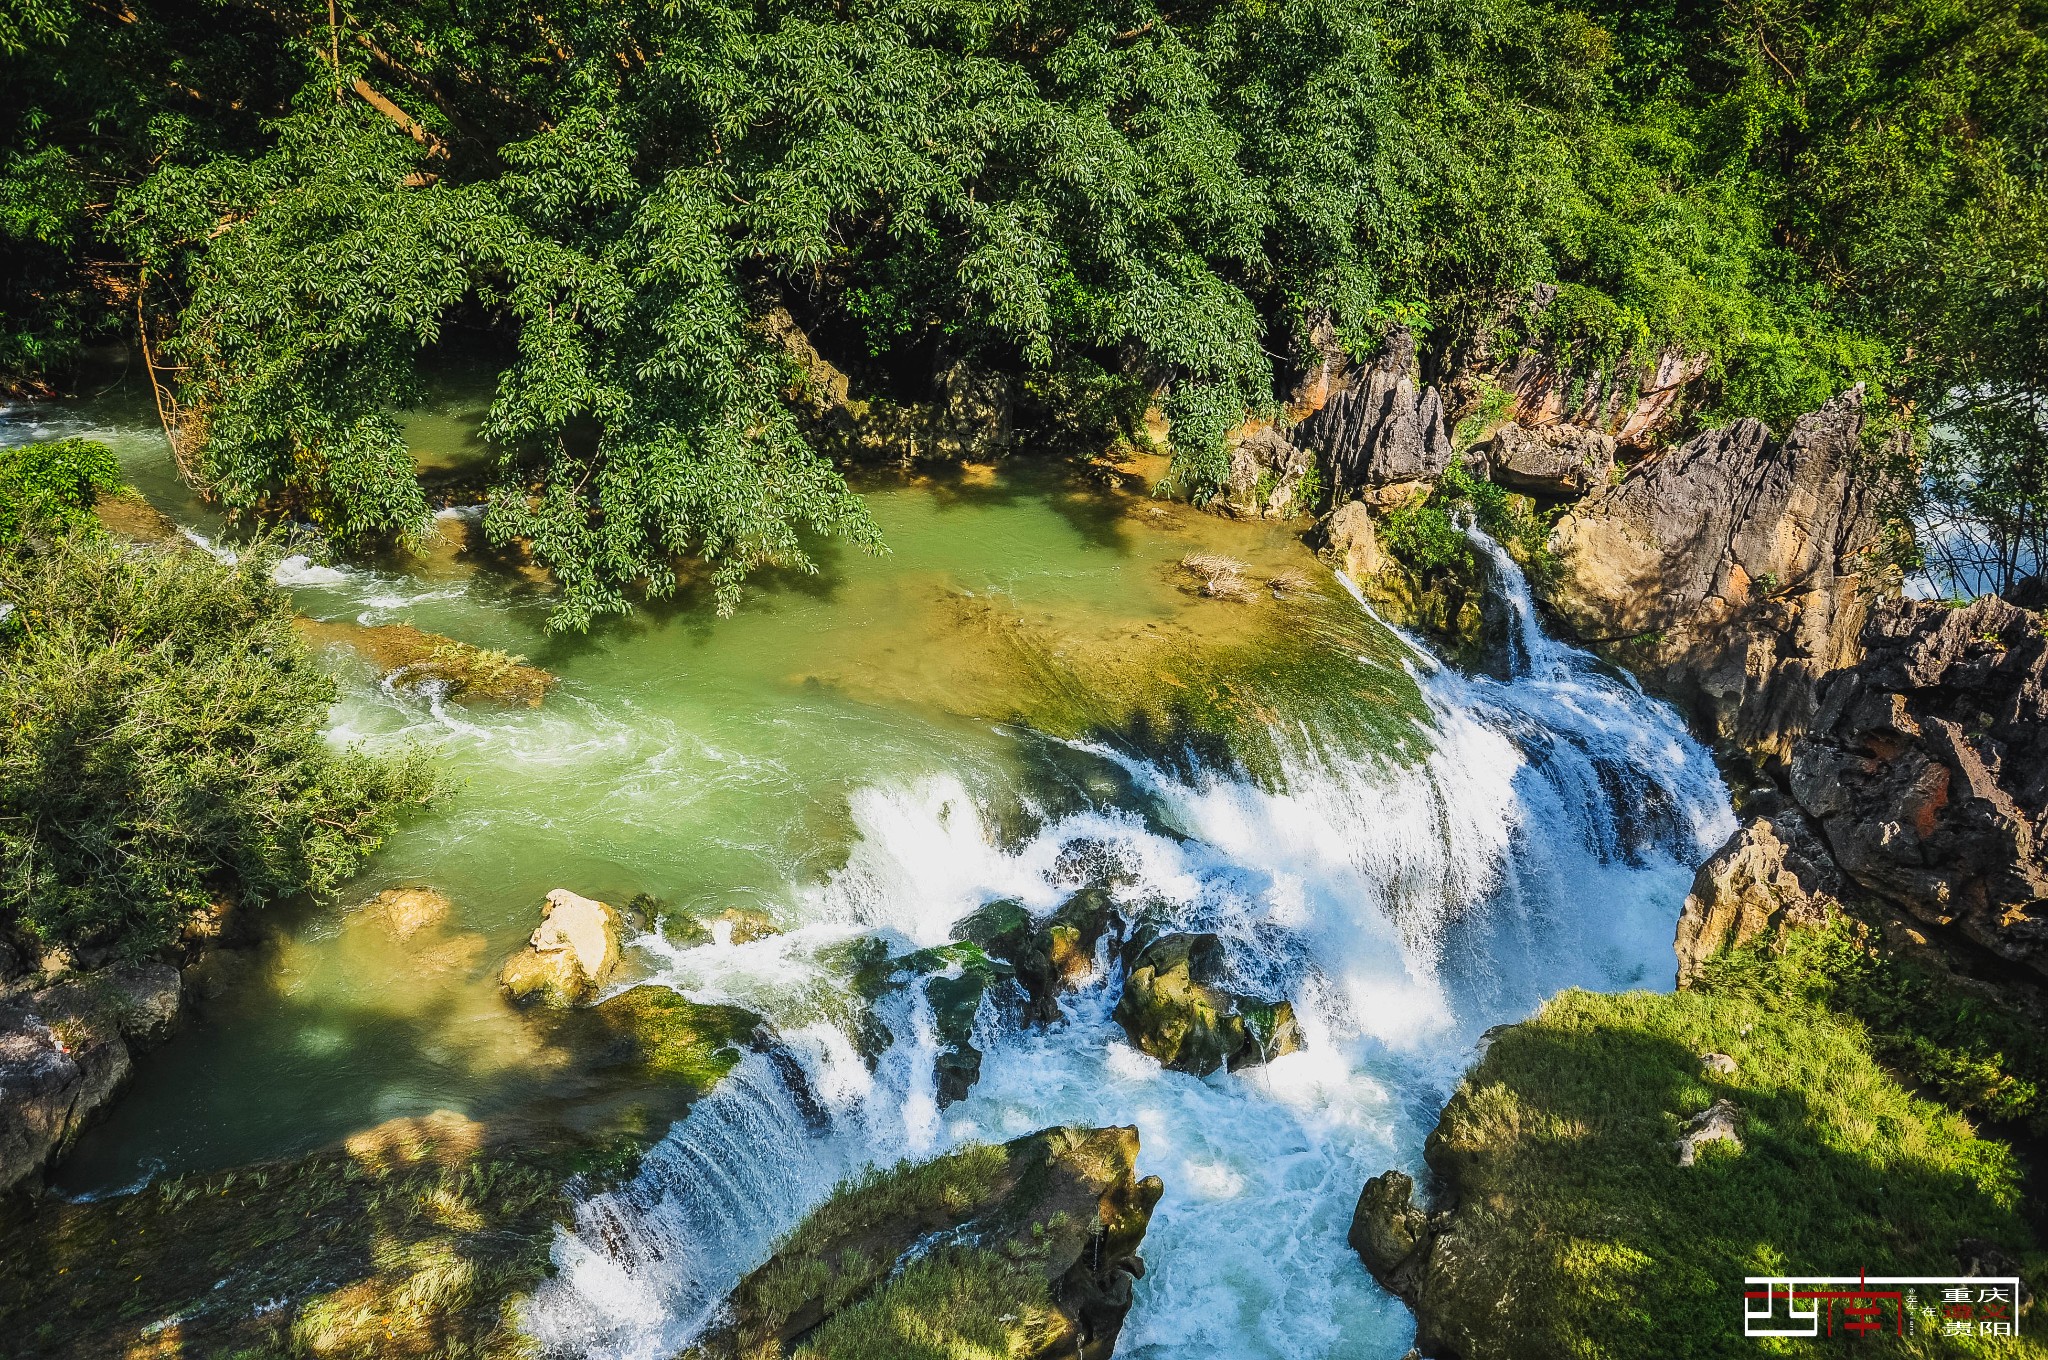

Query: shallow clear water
4,374,1733,1358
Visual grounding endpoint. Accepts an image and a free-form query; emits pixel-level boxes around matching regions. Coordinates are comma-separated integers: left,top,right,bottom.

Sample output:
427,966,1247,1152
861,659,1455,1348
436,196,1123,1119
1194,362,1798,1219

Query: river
2,369,1734,1358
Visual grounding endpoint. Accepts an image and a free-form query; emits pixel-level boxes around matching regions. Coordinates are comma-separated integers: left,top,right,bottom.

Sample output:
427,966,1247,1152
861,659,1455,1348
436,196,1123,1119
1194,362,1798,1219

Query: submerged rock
686,1125,1162,1360
355,885,453,942
1112,931,1301,1076
295,617,555,706
0,962,180,1195
500,888,621,1007
1673,809,1842,983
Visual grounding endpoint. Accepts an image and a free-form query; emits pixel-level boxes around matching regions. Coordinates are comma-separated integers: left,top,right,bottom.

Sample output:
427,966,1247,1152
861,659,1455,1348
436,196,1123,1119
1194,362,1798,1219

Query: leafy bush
0,534,436,961
1380,465,1556,580
0,437,118,546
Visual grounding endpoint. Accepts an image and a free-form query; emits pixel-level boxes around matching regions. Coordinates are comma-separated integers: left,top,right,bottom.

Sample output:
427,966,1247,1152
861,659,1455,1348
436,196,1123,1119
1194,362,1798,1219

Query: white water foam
522,533,1734,1360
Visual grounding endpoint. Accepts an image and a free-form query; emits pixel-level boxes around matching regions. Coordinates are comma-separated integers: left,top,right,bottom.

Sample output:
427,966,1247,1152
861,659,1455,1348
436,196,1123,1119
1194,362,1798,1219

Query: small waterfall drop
523,531,1734,1360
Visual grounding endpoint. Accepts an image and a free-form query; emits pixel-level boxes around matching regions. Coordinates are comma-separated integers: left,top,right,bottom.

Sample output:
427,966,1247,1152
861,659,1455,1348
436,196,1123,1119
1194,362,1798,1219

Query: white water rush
524,533,1734,1360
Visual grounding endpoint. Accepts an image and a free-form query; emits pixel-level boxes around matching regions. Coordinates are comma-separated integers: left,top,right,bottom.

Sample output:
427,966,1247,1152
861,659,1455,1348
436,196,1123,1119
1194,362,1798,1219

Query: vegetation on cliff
1364,952,2045,1359
0,528,435,964
4,0,2040,618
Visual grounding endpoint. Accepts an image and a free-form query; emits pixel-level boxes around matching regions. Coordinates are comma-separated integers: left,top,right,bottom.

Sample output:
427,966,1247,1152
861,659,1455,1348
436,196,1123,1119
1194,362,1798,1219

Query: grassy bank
1409,946,2046,1358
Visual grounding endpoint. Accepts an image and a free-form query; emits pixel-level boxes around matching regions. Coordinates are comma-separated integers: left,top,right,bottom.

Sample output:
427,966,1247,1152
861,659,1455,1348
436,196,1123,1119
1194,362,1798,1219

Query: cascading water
523,531,1735,1360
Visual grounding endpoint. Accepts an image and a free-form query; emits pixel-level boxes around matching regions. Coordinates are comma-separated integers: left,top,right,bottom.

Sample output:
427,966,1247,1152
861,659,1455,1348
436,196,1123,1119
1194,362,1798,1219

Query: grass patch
1420,967,2046,1359
1702,918,2048,1133
792,1246,1069,1360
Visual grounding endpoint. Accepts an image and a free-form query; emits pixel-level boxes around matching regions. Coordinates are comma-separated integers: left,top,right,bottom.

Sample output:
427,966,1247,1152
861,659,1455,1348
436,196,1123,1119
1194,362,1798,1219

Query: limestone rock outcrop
687,1126,1162,1360
1294,327,1455,499
1540,386,1900,760
1112,930,1301,1075
295,619,555,706
1673,808,1843,983
1323,500,1383,579
1788,594,2048,978
1485,422,1616,498
499,889,622,1007
0,962,181,1194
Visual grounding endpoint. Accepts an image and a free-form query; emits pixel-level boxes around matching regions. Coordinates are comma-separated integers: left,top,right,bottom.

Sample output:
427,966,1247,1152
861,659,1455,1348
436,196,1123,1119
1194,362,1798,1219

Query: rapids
4,376,1733,1357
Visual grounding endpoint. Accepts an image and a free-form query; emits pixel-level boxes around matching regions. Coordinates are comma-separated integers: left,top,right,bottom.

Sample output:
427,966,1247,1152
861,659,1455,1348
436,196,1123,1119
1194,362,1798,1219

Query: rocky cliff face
1539,387,1901,762
1672,804,1844,983
1785,595,2048,977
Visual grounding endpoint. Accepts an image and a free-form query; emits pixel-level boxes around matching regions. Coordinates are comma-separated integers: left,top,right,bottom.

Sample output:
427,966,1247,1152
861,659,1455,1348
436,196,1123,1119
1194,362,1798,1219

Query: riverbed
2,375,1733,1358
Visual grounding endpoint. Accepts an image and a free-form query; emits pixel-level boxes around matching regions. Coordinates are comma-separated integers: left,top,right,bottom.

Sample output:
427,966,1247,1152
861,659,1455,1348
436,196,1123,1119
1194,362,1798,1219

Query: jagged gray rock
1294,327,1454,498
1485,422,1616,497
1674,1098,1743,1166
1788,594,2048,978
1541,386,1901,761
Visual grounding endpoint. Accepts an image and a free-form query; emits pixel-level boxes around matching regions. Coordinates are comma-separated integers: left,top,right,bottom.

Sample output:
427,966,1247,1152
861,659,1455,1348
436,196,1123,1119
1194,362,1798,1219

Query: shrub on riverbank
1380,962,2045,1359
0,533,435,964
0,438,118,548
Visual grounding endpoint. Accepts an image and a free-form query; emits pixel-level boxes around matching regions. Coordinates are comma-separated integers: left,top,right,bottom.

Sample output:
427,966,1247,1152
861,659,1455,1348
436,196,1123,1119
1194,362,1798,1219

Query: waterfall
522,531,1733,1360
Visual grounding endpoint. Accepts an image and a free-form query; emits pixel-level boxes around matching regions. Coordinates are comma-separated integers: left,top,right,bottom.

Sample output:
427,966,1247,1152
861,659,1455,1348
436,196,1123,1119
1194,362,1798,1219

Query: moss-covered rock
849,940,1013,1105
1112,931,1301,1076
684,1125,1163,1360
1351,970,2048,1360
953,886,1121,1026
0,980,758,1359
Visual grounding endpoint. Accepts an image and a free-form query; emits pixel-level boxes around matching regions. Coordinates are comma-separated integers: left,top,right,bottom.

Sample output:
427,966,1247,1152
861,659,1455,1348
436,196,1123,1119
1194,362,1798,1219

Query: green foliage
0,437,118,546
1703,918,2048,1132
0,534,436,960
1381,464,1556,581
2,0,2042,618
1427,972,2044,1359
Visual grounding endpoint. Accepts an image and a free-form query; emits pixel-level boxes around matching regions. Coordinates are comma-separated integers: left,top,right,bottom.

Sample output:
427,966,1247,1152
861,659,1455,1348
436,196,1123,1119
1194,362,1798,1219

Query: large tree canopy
3,0,2043,620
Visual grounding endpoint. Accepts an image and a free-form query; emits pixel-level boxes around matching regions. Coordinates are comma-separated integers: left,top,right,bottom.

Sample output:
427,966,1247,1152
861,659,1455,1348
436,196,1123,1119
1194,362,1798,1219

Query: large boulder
356,886,453,942
1485,422,1616,498
1540,386,1901,761
1322,500,1383,579
851,940,1015,1106
1112,931,1301,1076
1293,327,1454,499
499,889,622,1007
1788,595,2048,978
0,962,180,1194
688,1126,1162,1360
1673,808,1843,984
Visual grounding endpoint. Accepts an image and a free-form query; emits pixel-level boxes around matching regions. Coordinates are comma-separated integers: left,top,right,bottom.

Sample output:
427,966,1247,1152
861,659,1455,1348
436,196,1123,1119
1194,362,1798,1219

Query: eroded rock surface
0,962,180,1194
1788,594,2048,978
1485,421,1615,497
500,889,621,1007
295,618,555,706
1674,808,1843,983
686,1125,1161,1360
1541,387,1900,760
953,886,1120,1025
1294,327,1454,499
